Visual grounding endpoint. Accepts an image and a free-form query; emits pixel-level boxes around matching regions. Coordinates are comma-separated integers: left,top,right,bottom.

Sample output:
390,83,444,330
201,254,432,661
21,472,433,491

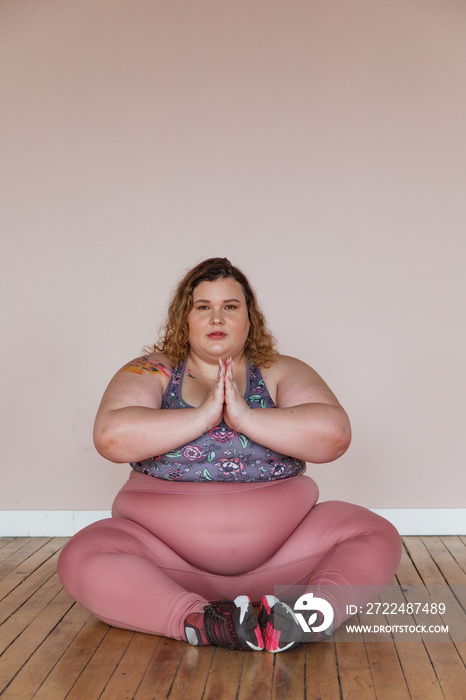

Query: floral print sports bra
130,357,306,482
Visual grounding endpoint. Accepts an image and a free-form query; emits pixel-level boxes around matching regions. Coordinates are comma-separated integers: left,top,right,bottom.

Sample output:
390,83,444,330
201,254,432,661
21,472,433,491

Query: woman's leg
57,518,210,640
58,499,401,642
243,500,402,629
136,498,401,631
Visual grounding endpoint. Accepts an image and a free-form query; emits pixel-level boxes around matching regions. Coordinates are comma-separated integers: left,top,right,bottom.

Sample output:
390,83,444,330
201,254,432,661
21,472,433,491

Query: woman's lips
208,332,226,339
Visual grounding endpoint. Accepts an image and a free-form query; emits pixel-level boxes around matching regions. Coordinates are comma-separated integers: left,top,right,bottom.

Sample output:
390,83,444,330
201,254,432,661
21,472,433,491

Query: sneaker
184,595,264,651
258,595,333,653
258,595,305,652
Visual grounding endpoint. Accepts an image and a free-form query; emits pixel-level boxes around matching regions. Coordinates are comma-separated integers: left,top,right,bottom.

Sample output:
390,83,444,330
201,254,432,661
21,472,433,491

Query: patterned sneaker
184,595,264,651
258,595,305,652
258,595,333,653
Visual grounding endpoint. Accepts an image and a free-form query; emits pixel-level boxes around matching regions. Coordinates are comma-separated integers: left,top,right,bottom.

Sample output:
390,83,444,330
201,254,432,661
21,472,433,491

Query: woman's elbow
331,429,351,461
93,421,127,463
329,416,352,461
314,416,352,463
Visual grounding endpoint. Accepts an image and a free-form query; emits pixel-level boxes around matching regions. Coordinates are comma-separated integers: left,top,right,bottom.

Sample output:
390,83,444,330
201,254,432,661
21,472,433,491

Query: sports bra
130,357,306,482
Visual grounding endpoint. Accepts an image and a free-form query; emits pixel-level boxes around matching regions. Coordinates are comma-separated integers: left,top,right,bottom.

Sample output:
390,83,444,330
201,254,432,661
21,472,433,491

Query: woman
58,257,401,653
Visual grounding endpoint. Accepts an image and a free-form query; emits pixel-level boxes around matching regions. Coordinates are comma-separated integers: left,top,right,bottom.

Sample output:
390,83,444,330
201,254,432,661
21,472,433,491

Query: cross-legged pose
58,257,401,652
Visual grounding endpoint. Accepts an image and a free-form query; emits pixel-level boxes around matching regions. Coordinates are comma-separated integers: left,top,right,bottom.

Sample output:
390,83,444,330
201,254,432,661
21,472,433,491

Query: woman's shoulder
257,354,306,403
260,354,340,406
259,354,310,380
115,352,175,380
99,352,175,412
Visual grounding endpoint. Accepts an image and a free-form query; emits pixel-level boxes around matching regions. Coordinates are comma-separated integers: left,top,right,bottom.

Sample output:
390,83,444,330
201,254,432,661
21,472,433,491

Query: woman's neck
187,350,247,380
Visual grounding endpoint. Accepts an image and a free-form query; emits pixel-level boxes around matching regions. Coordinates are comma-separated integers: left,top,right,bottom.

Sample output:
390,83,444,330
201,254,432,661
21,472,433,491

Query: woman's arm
93,355,224,463
223,355,351,463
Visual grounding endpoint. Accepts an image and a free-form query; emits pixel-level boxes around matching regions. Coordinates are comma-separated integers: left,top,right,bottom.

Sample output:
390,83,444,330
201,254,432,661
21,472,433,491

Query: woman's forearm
94,400,351,466
239,403,352,463
93,406,208,463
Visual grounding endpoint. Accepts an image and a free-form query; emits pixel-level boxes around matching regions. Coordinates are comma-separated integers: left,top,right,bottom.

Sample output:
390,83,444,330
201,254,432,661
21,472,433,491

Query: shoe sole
259,595,305,653
232,595,264,651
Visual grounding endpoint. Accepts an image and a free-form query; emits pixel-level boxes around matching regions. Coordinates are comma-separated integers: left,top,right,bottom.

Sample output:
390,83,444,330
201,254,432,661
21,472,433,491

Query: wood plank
352,588,411,700
304,640,341,700
0,538,50,581
272,644,306,699
169,643,216,700
428,537,466,616
333,617,376,700
0,539,32,564
440,537,466,575
422,536,466,583
0,594,73,694
1,602,91,698
425,642,466,700
202,646,244,700
395,546,449,641
100,632,159,700
34,616,110,699
363,642,410,700
66,626,134,700
405,538,466,652
334,640,376,699
403,536,446,584
401,538,466,700
237,647,274,700
422,538,466,642
0,572,63,655
133,636,187,700
0,539,15,552
0,544,66,626
393,643,444,700
377,583,444,700
0,538,65,601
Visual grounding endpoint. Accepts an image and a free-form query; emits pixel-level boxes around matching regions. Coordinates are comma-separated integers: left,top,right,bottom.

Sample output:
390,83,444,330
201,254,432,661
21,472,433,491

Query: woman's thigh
264,500,401,577
182,500,402,607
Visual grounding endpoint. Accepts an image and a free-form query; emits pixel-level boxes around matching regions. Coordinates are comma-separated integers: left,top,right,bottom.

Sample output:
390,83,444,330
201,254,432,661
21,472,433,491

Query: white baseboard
370,508,466,536
0,509,465,537
0,511,112,537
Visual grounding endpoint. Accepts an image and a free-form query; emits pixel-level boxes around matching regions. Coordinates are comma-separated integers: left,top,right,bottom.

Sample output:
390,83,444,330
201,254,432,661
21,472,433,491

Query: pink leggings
57,472,401,641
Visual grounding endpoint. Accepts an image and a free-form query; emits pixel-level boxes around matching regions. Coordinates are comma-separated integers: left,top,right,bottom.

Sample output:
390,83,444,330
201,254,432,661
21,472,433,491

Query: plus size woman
58,257,401,652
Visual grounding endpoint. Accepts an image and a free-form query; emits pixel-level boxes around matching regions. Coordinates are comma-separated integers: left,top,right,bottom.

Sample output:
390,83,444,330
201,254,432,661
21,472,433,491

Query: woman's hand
196,359,227,431
223,358,251,433
196,358,250,432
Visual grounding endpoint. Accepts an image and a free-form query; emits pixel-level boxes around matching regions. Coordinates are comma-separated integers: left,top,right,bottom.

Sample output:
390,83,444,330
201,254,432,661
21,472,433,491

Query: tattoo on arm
118,357,170,377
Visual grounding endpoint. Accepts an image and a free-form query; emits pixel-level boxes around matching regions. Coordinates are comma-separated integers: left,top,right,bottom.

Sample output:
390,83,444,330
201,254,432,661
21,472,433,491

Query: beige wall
1,0,465,511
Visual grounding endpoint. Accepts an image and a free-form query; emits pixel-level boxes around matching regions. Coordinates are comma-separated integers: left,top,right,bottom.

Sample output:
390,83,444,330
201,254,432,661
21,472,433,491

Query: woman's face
186,277,250,362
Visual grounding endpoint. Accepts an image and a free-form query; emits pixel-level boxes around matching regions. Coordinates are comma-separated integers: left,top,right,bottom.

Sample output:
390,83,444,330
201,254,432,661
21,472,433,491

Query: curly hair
149,258,278,367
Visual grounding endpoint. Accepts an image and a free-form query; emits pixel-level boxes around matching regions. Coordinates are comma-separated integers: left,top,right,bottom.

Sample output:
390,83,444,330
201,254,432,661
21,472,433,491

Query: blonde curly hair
149,258,278,367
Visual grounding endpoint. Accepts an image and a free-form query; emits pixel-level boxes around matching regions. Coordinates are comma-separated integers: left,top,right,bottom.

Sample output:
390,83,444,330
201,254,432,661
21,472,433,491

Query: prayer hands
222,358,250,432
198,358,250,433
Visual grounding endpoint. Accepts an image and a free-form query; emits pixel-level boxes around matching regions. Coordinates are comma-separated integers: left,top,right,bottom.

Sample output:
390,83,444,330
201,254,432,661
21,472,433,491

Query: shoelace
203,604,239,649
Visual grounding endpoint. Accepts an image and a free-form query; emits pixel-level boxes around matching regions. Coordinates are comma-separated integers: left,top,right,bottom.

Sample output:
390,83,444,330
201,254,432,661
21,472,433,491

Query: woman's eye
225,305,238,310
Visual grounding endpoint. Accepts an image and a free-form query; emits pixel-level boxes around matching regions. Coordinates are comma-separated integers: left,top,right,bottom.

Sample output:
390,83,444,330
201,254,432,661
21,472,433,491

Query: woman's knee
57,519,117,597
367,511,402,570
313,501,402,575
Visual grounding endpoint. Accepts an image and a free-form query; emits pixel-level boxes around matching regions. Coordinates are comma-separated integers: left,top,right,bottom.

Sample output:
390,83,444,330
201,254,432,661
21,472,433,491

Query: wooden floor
0,537,465,699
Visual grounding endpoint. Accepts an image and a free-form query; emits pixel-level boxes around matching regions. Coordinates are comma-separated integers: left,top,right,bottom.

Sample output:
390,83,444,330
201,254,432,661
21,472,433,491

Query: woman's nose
211,310,224,324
